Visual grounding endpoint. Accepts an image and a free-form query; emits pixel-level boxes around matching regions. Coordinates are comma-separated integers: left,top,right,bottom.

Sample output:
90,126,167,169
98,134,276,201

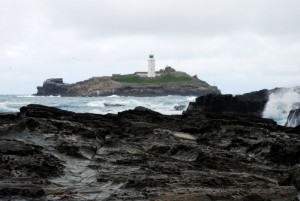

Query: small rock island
35,55,220,96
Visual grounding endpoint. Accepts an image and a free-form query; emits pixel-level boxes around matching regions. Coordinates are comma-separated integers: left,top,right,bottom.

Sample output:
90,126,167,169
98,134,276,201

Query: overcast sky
1,0,300,94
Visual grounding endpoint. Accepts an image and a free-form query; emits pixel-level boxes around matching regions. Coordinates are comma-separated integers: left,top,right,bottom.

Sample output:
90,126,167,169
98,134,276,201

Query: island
35,66,220,97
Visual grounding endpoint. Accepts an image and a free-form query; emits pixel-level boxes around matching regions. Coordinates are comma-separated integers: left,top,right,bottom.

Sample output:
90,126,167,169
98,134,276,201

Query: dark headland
35,67,221,96
0,91,300,200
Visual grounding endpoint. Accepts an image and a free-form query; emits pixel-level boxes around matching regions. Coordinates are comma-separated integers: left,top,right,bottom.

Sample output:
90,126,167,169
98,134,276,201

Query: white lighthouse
148,54,155,77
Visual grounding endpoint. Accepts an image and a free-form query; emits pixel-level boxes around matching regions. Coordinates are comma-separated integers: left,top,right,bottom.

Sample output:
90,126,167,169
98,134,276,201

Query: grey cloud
0,0,299,94
40,0,300,37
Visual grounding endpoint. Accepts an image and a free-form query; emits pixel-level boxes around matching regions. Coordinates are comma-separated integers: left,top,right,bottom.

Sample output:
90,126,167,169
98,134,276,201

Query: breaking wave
0,101,27,113
263,87,300,125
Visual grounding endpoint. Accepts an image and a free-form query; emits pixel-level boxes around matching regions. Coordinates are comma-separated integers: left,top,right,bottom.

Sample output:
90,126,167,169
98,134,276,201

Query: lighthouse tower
148,54,155,77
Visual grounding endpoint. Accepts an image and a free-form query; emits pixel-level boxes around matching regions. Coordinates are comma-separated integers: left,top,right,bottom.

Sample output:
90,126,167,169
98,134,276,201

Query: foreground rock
0,104,300,200
286,108,300,127
35,67,220,97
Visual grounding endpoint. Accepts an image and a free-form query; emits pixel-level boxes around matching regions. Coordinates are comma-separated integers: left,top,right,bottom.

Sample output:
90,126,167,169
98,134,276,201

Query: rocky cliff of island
35,67,221,96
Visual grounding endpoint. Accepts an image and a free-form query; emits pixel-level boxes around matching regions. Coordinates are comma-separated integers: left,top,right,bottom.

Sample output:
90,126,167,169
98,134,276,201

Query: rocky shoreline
0,93,300,200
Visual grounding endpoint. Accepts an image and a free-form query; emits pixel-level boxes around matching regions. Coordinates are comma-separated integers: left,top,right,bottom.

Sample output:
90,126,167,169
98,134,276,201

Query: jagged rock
104,103,125,107
268,143,300,165
36,78,70,96
159,66,176,74
0,139,63,200
0,184,45,198
174,105,186,111
0,104,299,200
290,125,300,134
291,167,300,190
184,89,269,117
19,104,74,119
286,108,300,127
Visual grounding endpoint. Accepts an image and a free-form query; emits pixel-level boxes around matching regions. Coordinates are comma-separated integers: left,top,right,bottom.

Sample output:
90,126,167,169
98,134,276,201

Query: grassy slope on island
112,74,193,84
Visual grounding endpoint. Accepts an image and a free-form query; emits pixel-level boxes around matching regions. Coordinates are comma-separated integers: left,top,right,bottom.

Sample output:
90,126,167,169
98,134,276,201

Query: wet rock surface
185,89,269,117
286,108,300,127
0,104,299,200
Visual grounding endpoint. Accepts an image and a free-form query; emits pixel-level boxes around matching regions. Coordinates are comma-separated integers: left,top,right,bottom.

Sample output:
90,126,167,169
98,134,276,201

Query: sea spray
263,87,300,125
285,109,300,127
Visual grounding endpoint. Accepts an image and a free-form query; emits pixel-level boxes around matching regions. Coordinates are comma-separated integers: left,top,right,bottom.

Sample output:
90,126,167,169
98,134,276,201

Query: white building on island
134,55,160,77
148,54,155,77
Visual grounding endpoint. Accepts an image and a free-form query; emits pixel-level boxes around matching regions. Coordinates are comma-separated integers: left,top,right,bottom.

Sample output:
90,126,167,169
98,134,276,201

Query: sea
0,95,196,116
1,86,300,126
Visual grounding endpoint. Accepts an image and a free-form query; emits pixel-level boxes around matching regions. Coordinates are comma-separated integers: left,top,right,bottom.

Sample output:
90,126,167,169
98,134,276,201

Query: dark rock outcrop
174,105,186,111
36,78,70,96
184,89,269,117
0,104,300,200
104,103,125,107
159,66,176,74
286,108,300,127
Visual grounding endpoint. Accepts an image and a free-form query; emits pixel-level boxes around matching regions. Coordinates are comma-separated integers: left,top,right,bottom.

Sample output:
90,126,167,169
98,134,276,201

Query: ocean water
1,87,300,126
0,95,196,115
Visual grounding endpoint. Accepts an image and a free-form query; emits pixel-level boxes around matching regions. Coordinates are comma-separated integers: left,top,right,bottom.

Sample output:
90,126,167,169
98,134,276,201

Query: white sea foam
0,101,19,112
107,95,121,98
263,87,300,125
86,101,106,107
186,96,197,102
109,99,141,106
49,95,61,97
31,95,61,98
17,95,36,98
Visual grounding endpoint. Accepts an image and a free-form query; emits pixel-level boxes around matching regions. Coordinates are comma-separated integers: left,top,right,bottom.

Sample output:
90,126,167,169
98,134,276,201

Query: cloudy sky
1,0,300,94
